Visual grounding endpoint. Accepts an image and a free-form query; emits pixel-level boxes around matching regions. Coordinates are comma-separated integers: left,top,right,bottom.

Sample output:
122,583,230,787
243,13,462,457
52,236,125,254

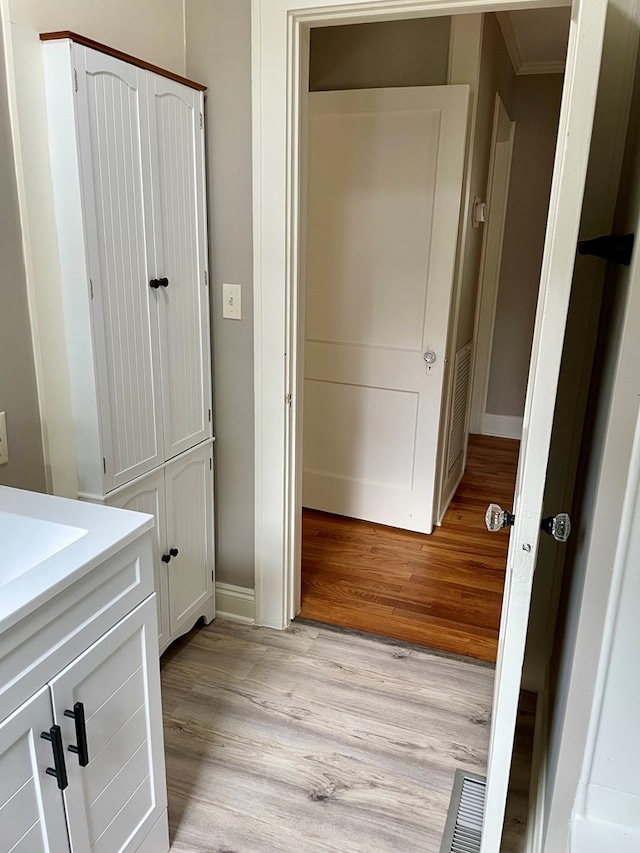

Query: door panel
0,687,70,853
75,46,164,489
164,445,214,634
107,471,169,651
481,1,608,849
303,86,469,533
50,598,166,853
147,75,212,459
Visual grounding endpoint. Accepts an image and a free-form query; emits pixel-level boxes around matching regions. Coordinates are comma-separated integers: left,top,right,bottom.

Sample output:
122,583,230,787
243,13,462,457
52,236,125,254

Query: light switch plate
222,283,242,320
0,412,8,465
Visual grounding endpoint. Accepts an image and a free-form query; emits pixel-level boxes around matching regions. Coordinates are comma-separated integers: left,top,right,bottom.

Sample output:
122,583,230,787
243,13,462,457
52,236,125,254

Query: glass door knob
541,512,572,542
485,503,515,532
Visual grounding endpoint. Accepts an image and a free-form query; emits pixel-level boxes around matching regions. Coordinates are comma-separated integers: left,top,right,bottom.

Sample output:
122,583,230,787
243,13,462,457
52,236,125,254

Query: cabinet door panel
76,45,164,488
147,75,212,458
165,445,214,634
50,598,167,853
107,471,169,651
0,687,70,853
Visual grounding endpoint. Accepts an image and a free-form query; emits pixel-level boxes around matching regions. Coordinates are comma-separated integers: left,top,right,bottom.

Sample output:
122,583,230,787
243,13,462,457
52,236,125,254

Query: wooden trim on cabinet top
39,31,207,91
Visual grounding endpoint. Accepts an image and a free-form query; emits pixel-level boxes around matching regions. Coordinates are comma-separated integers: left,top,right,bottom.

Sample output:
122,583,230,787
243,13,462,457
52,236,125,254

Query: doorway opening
296,11,569,663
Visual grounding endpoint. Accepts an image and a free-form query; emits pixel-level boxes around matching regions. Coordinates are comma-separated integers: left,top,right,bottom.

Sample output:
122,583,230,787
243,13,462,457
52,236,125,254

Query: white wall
539,5,640,843
455,13,514,354
485,74,563,421
573,412,640,847
185,0,255,590
0,22,44,492
309,17,450,91
1,0,185,496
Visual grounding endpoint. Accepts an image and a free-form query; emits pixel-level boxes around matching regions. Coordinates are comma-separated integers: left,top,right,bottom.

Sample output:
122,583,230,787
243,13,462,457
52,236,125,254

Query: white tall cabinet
42,34,215,653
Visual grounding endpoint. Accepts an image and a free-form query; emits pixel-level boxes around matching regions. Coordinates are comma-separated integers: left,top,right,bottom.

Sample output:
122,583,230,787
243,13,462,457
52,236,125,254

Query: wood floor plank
162,619,530,853
299,435,519,662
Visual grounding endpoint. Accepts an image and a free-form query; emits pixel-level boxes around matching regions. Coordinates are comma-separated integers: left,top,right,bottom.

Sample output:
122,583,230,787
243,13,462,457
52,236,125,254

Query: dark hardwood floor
299,434,520,662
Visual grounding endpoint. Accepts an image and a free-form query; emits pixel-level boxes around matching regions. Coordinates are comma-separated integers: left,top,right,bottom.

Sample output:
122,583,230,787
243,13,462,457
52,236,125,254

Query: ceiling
497,7,571,75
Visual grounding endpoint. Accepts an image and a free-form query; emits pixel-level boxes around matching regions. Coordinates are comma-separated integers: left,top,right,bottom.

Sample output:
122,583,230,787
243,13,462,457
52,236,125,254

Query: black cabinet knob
150,279,160,289
169,548,179,557
159,277,169,288
162,554,171,563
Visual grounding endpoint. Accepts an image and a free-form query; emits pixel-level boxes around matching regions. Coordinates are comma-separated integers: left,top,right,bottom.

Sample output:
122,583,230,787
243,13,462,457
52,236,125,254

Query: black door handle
41,725,68,790
169,548,179,557
64,702,89,767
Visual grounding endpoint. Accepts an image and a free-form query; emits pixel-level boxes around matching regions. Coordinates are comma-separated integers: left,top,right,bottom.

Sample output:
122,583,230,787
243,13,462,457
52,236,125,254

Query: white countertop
0,486,153,635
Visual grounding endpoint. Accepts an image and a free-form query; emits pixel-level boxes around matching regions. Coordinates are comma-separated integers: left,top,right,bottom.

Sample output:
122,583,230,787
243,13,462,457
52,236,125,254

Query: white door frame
252,0,570,631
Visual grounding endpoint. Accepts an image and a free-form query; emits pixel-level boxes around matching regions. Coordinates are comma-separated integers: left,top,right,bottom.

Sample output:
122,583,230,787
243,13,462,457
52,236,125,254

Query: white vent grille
447,343,473,474
440,770,486,853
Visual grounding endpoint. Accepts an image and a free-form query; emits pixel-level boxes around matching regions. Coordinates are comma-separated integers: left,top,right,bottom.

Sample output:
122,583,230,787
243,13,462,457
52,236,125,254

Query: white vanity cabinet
42,33,215,652
107,443,215,653
0,488,169,853
0,687,70,852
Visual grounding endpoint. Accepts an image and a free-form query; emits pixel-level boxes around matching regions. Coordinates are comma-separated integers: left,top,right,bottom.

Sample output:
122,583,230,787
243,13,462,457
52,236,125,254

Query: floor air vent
439,769,486,853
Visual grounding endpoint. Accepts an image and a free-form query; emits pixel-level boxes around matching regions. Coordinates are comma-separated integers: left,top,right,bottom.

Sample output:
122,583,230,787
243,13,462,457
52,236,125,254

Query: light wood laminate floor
300,435,520,662
162,619,532,853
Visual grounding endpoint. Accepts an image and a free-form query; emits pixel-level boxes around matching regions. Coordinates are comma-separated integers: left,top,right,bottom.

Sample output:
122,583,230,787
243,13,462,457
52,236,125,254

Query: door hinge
286,393,293,407
89,279,93,299
74,69,78,92
103,457,106,474
200,112,203,130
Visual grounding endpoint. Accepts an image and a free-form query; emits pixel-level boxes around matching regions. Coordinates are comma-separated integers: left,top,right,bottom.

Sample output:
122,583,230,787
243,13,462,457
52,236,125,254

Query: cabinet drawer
0,534,154,722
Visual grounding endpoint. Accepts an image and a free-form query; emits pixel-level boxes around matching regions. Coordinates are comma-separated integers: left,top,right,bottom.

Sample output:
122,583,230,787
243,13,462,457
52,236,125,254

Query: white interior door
303,86,469,534
481,1,608,849
146,74,212,461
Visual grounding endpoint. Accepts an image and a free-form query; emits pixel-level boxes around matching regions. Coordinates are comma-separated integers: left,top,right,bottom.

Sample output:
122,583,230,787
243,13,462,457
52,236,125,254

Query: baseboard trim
215,582,255,624
480,413,523,440
525,686,549,853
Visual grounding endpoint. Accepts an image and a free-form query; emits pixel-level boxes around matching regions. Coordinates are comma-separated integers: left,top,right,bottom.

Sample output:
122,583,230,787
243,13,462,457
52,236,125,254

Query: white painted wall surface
571,408,640,849
540,3,640,842
185,0,255,590
485,74,563,423
1,0,185,496
0,26,45,493
308,16,450,91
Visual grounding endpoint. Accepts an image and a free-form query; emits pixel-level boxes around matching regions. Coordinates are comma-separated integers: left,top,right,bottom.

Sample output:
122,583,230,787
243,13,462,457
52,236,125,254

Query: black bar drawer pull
41,725,68,790
64,702,89,767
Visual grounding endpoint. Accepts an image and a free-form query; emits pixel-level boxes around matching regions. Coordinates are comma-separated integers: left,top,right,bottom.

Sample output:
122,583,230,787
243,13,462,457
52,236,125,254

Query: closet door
164,444,214,635
74,45,165,490
106,470,169,652
146,73,212,460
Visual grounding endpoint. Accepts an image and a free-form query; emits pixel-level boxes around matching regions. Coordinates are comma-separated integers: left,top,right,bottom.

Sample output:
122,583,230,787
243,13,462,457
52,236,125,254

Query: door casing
251,0,572,632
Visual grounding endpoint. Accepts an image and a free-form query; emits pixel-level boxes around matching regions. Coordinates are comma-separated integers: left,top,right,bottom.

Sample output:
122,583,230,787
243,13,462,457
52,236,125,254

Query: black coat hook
577,233,634,266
